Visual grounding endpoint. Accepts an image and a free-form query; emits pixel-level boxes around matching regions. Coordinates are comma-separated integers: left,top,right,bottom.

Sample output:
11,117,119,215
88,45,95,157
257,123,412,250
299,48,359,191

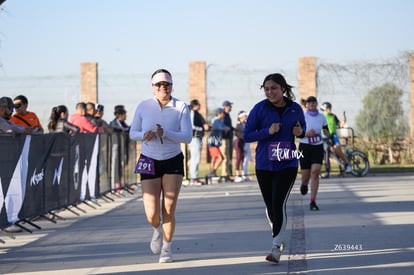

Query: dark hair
76,102,87,110
261,73,295,101
86,102,96,113
48,105,68,131
14,95,28,105
151,68,171,79
189,99,200,108
301,96,317,107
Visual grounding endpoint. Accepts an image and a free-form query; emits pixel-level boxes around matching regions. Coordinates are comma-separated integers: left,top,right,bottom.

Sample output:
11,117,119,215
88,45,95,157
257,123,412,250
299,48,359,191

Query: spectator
109,105,130,133
221,100,234,181
69,102,99,133
0,96,33,135
0,96,32,233
10,95,43,134
85,102,102,130
109,105,129,194
187,99,209,186
234,111,252,182
47,105,80,134
94,104,113,133
207,108,229,178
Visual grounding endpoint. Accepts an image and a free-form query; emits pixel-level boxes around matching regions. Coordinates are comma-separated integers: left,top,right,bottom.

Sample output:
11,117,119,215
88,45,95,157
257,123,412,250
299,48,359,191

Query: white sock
153,224,162,236
272,236,283,247
162,240,171,250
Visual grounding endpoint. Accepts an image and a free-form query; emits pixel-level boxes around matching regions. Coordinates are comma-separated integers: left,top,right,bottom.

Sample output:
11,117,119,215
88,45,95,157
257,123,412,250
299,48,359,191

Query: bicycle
323,127,370,177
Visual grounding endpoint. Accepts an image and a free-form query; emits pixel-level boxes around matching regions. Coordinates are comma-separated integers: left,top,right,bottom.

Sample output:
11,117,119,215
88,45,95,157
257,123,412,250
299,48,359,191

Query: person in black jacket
221,100,235,181
187,99,209,185
109,105,130,133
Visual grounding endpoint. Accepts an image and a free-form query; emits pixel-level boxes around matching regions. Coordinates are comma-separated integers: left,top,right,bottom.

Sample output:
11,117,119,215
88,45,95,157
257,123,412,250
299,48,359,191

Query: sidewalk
1,174,413,274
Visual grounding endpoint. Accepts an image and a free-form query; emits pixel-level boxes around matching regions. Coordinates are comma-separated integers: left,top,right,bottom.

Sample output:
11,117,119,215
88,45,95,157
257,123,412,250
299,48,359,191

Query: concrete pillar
298,57,317,103
80,62,98,103
410,54,414,140
189,61,207,118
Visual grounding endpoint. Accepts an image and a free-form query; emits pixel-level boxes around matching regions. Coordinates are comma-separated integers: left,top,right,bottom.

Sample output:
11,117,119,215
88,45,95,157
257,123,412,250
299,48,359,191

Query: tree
356,83,408,139
356,83,409,163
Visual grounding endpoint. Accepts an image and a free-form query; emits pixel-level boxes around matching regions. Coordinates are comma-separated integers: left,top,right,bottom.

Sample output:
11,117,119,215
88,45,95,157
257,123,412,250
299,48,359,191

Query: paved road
1,173,413,274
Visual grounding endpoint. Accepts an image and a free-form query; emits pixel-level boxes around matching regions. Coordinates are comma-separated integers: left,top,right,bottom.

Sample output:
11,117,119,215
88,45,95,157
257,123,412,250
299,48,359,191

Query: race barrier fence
0,132,137,232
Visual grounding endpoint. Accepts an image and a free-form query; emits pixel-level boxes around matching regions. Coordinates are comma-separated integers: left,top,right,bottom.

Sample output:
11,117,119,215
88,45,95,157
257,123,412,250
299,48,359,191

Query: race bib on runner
308,134,322,145
268,141,295,161
134,155,155,175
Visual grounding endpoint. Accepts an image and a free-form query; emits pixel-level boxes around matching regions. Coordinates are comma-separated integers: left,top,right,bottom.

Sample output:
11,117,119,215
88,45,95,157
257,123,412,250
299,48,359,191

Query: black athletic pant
256,167,297,238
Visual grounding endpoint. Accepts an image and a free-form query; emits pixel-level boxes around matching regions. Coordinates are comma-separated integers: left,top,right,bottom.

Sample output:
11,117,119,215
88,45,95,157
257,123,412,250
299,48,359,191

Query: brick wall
410,54,414,139
298,57,317,104
188,61,209,167
80,62,98,103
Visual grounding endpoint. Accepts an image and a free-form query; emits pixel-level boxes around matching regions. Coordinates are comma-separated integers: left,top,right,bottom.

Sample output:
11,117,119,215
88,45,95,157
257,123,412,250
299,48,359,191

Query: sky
1,0,413,77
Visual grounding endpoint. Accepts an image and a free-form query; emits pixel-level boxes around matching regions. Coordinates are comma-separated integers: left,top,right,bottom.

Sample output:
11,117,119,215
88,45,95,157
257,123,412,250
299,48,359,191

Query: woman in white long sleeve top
129,69,192,263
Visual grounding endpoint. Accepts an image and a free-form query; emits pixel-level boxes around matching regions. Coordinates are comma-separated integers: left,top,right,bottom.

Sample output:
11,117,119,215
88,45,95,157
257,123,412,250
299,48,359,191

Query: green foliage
356,83,409,139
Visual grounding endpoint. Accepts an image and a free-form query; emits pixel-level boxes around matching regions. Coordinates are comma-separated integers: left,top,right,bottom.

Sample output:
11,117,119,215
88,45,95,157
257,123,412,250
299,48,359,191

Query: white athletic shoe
266,242,285,264
234,176,243,183
150,227,162,254
345,164,352,173
159,248,173,263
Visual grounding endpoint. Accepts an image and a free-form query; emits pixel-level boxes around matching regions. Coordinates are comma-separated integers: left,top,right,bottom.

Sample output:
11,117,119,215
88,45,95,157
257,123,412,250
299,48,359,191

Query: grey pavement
1,173,413,275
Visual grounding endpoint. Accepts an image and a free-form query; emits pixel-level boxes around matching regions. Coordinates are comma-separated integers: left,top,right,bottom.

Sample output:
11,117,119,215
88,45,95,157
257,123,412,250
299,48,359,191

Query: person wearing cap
129,69,192,263
298,96,330,211
221,100,235,181
234,110,251,182
186,99,209,186
108,104,130,194
207,107,229,178
94,104,113,133
10,95,43,134
0,96,33,233
244,73,305,264
0,96,33,134
320,101,351,177
110,105,130,133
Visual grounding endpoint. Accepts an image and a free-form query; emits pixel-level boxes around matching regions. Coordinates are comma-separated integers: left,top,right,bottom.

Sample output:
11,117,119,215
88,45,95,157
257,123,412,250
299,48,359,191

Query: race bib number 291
134,155,155,175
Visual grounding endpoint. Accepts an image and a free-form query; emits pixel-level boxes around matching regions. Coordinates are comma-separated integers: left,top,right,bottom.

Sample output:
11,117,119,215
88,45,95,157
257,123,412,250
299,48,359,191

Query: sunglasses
153,81,172,88
14,103,23,109
8,106,14,112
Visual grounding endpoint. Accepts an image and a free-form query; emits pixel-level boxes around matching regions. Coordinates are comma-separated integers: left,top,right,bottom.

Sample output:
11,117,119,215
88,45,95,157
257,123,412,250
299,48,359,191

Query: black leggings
256,168,298,238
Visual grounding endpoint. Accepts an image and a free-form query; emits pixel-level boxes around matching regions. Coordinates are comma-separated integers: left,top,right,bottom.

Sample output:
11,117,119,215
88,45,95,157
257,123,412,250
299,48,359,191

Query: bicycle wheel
349,151,370,177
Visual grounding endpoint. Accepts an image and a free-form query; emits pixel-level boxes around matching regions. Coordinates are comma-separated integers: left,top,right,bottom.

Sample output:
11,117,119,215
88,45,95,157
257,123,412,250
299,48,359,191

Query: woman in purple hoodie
244,73,306,264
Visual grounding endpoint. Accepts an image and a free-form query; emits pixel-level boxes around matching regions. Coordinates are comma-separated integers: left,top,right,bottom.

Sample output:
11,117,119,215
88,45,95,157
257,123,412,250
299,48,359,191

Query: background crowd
0,94,130,136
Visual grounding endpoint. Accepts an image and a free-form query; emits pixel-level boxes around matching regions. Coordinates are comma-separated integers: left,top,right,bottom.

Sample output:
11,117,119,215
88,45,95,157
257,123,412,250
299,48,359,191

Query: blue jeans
189,137,202,179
